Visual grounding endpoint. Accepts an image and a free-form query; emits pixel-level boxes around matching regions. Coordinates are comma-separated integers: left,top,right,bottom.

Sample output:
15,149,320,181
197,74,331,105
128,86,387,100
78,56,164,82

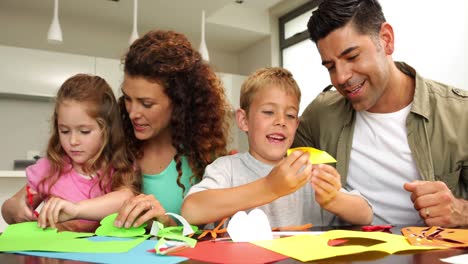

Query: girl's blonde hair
38,74,140,196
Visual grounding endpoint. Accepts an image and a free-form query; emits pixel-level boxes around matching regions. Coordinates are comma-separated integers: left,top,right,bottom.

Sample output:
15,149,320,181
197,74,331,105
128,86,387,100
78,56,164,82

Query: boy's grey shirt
187,152,350,228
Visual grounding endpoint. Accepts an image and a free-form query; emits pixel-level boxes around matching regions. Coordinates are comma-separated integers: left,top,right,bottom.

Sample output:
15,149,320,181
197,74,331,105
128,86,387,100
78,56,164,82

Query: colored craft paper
401,226,468,248
0,221,148,253
170,240,288,264
16,236,187,264
227,209,273,242
252,230,440,262
287,147,337,164
95,213,146,237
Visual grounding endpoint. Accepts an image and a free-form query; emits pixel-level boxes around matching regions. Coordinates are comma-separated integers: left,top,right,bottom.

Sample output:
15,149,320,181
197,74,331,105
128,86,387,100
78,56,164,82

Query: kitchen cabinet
0,45,123,98
0,171,26,232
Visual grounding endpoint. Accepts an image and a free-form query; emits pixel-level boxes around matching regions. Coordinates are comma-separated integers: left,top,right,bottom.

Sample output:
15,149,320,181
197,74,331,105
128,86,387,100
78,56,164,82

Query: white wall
381,0,468,89
0,97,53,169
238,37,272,76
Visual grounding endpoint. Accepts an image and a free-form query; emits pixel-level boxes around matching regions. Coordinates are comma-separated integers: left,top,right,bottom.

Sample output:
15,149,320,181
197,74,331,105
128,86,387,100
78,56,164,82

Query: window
279,0,330,115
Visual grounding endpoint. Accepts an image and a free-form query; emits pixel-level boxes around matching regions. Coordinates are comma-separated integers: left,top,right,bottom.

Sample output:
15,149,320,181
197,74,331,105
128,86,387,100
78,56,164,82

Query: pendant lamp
47,0,62,43
129,0,139,45
199,10,210,62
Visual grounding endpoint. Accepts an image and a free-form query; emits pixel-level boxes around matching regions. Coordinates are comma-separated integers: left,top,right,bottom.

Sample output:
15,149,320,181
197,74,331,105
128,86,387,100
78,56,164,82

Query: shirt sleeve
185,157,233,197
26,158,51,193
340,187,373,209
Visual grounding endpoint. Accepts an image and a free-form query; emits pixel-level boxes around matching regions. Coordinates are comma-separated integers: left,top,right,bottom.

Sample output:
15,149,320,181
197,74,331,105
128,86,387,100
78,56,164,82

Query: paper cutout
95,213,146,237
170,240,288,264
165,212,194,236
252,230,441,262
401,226,468,248
0,221,149,253
441,253,468,264
149,220,164,236
227,209,273,242
197,217,228,239
362,225,393,233
287,147,337,164
16,237,187,264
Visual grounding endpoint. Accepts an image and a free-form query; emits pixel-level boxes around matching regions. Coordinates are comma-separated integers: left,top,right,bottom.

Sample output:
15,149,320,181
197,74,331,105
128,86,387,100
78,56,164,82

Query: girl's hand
310,164,342,208
113,194,173,229
1,186,39,224
38,197,78,229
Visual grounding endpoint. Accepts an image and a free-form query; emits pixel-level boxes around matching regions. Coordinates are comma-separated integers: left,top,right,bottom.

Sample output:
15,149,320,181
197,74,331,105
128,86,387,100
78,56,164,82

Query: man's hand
404,181,467,227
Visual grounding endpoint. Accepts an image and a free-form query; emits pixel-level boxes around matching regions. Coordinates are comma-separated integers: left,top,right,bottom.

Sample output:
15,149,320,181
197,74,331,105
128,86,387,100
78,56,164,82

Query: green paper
160,233,197,248
155,237,167,254
0,221,149,253
1,221,94,239
157,225,198,237
95,213,146,237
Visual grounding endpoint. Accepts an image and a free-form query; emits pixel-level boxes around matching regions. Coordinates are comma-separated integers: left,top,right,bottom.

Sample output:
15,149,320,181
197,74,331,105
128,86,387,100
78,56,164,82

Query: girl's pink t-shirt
27,158,106,202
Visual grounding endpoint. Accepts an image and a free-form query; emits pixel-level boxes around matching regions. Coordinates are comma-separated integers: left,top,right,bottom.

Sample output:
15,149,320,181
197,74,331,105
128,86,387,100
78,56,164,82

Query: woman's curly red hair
119,30,229,192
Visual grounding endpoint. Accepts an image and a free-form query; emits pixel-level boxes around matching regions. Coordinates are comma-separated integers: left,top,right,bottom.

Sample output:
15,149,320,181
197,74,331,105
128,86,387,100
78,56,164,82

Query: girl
113,30,229,228
1,74,140,232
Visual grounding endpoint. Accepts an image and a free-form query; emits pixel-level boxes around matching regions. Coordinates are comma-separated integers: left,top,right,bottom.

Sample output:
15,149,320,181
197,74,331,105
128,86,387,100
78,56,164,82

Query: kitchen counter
0,170,26,178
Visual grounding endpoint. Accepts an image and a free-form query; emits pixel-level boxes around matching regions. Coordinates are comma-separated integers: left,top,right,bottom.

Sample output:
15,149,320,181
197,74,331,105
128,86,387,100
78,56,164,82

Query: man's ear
379,22,395,55
236,108,249,132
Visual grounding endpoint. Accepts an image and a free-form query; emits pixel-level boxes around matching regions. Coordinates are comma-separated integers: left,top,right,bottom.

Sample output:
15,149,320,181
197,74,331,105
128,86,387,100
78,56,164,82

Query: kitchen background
0,0,467,231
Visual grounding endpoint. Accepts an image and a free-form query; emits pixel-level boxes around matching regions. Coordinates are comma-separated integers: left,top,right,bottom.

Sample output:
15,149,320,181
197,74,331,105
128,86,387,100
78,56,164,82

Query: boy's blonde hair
240,67,301,113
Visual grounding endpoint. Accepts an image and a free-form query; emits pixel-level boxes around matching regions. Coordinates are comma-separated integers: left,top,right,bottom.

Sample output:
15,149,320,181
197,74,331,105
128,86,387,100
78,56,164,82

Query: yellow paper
287,147,336,164
252,230,441,262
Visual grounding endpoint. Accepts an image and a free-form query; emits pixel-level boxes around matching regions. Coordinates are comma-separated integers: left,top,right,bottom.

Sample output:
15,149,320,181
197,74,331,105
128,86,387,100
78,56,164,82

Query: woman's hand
113,194,174,229
38,196,78,229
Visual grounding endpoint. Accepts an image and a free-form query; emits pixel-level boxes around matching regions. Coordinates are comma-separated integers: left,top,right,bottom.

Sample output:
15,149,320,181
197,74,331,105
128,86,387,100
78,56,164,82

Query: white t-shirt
347,104,423,225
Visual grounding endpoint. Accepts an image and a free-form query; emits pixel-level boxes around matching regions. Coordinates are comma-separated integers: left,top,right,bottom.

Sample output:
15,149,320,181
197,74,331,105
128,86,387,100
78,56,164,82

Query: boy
181,68,372,227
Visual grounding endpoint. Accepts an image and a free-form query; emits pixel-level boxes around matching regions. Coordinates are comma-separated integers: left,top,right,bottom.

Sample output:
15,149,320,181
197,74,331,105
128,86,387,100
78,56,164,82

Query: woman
113,30,229,228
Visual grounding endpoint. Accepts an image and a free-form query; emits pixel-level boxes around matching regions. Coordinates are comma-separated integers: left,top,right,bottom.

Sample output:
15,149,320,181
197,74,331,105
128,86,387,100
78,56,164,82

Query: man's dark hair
307,0,386,43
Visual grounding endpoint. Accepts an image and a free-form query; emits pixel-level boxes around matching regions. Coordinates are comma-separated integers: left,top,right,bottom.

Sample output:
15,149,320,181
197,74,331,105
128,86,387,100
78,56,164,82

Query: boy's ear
236,108,249,132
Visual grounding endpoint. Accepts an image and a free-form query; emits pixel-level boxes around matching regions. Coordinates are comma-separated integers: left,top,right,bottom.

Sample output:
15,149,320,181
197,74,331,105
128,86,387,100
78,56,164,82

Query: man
294,0,468,226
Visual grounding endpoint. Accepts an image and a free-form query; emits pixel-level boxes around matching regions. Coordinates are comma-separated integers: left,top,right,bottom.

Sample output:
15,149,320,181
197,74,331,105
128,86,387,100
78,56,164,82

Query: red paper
169,240,288,264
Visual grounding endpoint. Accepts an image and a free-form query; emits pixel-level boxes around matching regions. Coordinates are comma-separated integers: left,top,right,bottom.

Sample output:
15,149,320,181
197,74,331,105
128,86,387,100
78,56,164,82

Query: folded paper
287,147,337,164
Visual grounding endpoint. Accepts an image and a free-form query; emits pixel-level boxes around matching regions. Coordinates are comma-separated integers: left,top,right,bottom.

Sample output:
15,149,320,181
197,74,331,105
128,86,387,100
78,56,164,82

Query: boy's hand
311,164,341,208
265,150,312,197
38,197,78,229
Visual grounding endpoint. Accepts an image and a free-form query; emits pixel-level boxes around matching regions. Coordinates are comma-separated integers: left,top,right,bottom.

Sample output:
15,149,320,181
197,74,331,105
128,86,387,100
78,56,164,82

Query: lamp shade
199,10,209,61
47,0,62,43
129,0,139,45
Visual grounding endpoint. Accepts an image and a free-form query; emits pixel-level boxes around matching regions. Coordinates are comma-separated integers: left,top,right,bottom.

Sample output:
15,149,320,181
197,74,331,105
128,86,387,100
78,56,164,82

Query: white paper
227,208,273,242
440,254,468,264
